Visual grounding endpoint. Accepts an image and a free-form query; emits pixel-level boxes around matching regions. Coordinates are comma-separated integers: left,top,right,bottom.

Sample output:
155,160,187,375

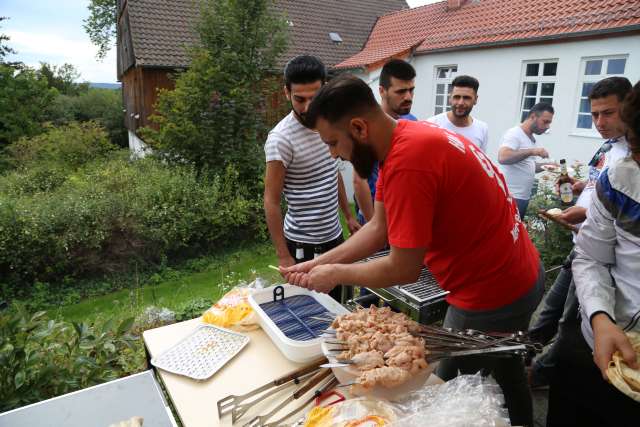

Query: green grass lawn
53,242,282,322
53,205,357,323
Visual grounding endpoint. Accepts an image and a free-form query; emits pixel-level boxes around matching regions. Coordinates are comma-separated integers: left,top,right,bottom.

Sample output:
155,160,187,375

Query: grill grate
259,295,332,341
364,250,448,304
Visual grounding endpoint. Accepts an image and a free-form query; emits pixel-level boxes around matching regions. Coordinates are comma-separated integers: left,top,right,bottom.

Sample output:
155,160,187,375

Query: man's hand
572,180,586,194
535,147,549,158
280,259,317,283
557,206,587,224
278,254,296,269
346,216,362,235
592,313,638,380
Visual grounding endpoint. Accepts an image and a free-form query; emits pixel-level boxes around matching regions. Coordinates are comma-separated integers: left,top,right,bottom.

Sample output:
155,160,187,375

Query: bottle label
296,247,304,260
559,183,573,203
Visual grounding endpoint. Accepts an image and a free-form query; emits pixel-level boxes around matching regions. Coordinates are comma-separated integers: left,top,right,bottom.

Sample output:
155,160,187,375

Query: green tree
0,65,56,146
38,62,89,96
144,0,287,187
84,0,116,60
0,17,21,69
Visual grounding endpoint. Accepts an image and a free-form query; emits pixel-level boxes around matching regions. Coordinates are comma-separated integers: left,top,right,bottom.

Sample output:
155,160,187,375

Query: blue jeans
515,198,530,219
528,251,578,382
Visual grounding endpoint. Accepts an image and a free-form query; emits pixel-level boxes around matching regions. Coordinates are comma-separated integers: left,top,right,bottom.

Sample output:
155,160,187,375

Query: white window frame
572,55,629,137
517,59,558,124
433,65,458,116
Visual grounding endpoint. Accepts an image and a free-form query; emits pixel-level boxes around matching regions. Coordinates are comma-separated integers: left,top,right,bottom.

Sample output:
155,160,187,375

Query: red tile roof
336,0,640,70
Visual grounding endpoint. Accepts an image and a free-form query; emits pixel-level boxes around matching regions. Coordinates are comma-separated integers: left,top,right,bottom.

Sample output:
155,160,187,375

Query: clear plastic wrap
390,373,511,427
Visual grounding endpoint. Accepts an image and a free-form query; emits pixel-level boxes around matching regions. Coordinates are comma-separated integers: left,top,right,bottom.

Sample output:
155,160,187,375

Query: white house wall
358,35,640,165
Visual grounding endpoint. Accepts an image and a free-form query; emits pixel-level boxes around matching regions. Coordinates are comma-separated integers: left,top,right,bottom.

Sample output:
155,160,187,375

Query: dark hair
589,76,632,102
284,55,326,90
379,59,416,89
620,80,640,155
306,74,378,128
451,75,479,93
528,102,554,118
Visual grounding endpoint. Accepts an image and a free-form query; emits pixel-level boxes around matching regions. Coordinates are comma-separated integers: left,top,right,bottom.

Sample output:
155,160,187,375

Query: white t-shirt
499,126,538,200
264,112,343,244
427,112,489,152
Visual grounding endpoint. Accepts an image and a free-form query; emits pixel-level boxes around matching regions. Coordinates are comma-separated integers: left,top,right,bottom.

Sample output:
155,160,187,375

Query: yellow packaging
202,287,259,331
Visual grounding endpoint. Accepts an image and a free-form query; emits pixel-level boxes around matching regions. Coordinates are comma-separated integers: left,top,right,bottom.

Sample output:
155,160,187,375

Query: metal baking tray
151,324,249,380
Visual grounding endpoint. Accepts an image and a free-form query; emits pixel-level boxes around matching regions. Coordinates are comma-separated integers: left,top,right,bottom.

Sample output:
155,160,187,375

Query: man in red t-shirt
282,75,543,426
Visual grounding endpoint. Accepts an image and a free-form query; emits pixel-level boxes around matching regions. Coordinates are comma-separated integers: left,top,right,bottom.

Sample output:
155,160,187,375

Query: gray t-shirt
264,112,343,244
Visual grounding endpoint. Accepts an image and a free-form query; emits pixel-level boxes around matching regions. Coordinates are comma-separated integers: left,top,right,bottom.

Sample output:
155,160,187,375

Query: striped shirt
264,112,343,244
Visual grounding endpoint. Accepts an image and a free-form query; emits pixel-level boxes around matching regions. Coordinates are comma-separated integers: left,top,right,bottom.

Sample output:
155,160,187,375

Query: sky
2,0,118,83
1,0,440,84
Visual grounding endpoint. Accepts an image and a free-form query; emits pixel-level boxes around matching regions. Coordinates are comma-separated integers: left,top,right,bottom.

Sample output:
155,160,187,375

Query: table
0,370,175,427
144,319,443,427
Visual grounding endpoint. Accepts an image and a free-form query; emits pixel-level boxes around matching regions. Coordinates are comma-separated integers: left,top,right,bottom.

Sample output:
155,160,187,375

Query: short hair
528,102,554,118
379,59,416,89
306,74,378,128
284,55,326,90
589,76,632,102
620,80,640,154
451,75,479,93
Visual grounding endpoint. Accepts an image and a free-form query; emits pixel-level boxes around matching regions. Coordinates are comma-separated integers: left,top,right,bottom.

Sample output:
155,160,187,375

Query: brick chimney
447,0,467,10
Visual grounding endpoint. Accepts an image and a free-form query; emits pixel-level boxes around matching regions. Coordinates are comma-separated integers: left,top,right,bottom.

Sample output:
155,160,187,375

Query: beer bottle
558,159,573,205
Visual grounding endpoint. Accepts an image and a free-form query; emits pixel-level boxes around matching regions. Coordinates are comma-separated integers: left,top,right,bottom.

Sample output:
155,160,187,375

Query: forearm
331,255,421,288
337,173,354,220
314,219,386,265
353,180,374,221
264,200,290,259
499,148,537,165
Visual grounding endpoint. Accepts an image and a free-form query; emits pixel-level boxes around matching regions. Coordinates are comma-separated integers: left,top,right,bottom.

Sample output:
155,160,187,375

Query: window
433,65,457,115
519,60,558,122
575,55,628,130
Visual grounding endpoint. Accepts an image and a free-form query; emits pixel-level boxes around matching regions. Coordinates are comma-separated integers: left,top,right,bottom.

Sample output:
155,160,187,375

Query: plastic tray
249,284,350,363
150,324,249,380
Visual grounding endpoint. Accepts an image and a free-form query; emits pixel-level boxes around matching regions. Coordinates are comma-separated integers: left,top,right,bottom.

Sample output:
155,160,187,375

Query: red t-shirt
376,120,540,311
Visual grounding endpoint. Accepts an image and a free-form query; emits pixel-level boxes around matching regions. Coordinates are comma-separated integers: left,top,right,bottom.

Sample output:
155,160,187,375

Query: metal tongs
243,368,334,427
217,357,327,423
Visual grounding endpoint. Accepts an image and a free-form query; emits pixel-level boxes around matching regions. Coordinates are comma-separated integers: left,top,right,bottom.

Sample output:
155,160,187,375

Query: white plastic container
248,284,349,363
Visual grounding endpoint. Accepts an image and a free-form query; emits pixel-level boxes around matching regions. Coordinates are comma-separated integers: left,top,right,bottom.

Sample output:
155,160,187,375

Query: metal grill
259,294,332,341
355,250,449,324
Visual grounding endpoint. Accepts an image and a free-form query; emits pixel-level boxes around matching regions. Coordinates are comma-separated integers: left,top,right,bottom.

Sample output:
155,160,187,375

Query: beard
531,122,546,135
451,105,472,118
292,107,311,128
393,103,412,117
350,136,378,179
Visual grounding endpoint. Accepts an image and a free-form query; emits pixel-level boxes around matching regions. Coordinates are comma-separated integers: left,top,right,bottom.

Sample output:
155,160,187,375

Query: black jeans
547,316,640,426
528,251,578,382
285,235,345,302
435,262,545,427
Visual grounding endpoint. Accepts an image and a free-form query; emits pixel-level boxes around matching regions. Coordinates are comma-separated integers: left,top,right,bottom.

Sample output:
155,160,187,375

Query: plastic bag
201,278,267,331
301,398,398,427
390,373,511,427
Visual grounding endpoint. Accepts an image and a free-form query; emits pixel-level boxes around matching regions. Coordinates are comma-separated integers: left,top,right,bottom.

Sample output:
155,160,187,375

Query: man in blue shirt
353,59,418,224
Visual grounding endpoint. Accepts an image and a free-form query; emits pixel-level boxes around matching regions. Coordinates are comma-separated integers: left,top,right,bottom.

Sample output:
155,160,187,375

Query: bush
47,89,127,147
0,307,143,412
525,180,575,287
0,153,264,291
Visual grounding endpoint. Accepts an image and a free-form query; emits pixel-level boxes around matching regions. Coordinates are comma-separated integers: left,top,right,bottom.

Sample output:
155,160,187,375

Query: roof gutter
414,25,640,56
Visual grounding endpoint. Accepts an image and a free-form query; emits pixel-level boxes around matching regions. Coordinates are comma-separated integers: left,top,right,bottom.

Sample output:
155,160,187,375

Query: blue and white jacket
573,157,640,348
